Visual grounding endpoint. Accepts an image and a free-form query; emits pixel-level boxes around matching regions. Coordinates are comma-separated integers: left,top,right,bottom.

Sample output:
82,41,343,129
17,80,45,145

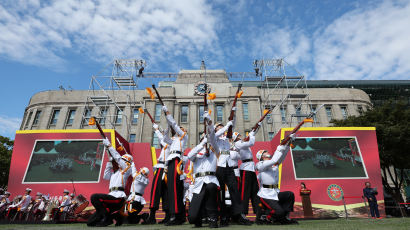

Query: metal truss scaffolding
253,58,314,132
83,59,146,140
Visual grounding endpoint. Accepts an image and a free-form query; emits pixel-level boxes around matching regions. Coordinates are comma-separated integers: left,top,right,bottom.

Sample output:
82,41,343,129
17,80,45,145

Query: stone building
20,69,372,149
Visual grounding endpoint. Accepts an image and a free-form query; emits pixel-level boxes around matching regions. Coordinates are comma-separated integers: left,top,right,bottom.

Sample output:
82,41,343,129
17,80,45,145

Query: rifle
88,117,119,172
150,85,176,136
139,107,155,123
203,84,209,156
280,104,325,146
227,84,243,138
243,108,272,141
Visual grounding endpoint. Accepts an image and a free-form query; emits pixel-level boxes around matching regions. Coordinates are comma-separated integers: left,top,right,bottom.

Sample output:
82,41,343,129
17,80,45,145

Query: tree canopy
0,136,14,188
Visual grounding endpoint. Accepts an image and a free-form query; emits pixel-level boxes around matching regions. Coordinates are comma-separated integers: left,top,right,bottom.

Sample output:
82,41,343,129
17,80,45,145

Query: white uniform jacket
187,141,219,194
17,194,31,211
103,147,133,198
229,147,241,177
60,195,71,212
235,131,256,172
256,145,290,200
165,114,188,161
208,121,238,168
154,129,172,170
127,163,149,204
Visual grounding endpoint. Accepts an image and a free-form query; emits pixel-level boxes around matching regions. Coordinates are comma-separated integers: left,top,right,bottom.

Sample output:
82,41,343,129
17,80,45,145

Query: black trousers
87,193,124,226
369,201,380,217
149,168,169,212
167,158,184,215
240,170,261,215
216,166,243,217
188,183,219,224
259,191,295,219
127,201,144,224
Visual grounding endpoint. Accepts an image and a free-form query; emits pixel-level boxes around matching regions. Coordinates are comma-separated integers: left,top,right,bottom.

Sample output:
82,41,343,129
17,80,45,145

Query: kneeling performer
255,135,297,225
127,165,150,224
87,138,132,227
187,135,220,228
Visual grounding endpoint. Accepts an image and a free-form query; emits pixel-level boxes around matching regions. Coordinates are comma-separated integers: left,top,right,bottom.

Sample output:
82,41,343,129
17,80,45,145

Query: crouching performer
126,165,150,224
255,135,297,225
187,135,220,228
87,138,132,227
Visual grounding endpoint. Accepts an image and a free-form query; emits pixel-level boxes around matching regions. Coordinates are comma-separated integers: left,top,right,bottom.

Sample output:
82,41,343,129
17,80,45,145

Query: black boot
114,214,123,226
140,213,150,224
96,214,113,227
165,214,179,226
220,217,229,227
236,214,252,225
208,217,219,228
145,209,156,224
194,217,202,228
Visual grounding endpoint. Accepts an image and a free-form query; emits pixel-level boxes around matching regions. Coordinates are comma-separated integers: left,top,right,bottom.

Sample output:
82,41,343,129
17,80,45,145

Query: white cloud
313,1,410,80
0,0,220,70
248,25,312,74
0,115,21,139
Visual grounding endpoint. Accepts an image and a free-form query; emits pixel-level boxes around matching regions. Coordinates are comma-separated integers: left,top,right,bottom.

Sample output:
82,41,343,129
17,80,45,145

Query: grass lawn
1,218,409,230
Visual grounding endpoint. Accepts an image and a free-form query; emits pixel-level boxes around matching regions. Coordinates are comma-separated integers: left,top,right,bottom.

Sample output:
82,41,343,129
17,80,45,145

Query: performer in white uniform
87,138,133,227
6,194,23,220
146,124,171,224
162,105,188,225
127,165,150,224
255,136,297,225
187,135,220,228
204,111,250,226
0,191,11,218
233,127,262,222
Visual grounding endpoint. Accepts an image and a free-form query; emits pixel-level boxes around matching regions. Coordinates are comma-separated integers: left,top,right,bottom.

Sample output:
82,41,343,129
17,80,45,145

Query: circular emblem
327,184,344,201
194,81,211,96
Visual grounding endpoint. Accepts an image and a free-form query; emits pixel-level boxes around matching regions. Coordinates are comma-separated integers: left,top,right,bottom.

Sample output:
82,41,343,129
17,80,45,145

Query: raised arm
162,106,185,136
154,128,171,146
103,161,113,180
256,145,290,171
271,144,290,165
188,138,207,161
235,131,256,149
215,120,233,138
131,162,138,178
162,127,173,144
103,138,122,163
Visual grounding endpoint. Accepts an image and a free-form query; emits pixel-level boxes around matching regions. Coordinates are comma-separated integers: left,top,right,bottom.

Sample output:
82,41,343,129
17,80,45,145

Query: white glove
249,130,256,136
289,133,296,142
203,111,211,121
257,122,262,126
153,123,159,129
162,105,168,113
200,137,208,145
232,107,236,111
103,138,111,147
109,157,113,161
106,161,112,168
226,120,233,127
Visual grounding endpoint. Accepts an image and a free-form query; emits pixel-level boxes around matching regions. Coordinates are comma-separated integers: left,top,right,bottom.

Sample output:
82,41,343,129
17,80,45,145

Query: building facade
20,70,372,149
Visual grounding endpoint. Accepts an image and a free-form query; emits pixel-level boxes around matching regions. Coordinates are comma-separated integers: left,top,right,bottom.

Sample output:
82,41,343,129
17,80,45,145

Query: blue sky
1,0,410,139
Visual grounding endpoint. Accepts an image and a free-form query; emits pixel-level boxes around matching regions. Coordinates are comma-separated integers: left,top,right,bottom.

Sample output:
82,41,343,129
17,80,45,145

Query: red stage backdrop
7,129,153,206
276,127,384,218
8,127,383,219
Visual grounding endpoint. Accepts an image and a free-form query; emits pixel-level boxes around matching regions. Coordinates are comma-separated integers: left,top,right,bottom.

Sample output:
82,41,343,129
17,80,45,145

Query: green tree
0,135,14,189
332,100,410,215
